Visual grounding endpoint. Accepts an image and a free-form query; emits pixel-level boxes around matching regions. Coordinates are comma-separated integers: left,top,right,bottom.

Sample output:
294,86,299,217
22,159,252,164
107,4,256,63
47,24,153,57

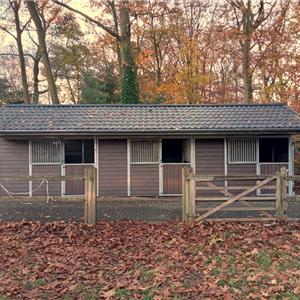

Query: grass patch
228,279,246,290
24,278,45,290
115,288,132,300
140,270,155,284
138,289,154,300
211,268,221,276
256,251,272,269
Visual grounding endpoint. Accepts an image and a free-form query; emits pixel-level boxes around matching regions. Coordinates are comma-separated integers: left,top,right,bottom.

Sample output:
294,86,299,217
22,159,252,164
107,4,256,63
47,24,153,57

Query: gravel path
0,198,299,222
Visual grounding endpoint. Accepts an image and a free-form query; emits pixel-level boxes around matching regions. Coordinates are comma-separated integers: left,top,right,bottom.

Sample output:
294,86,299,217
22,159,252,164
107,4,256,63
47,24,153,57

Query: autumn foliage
0,1,299,108
0,221,300,299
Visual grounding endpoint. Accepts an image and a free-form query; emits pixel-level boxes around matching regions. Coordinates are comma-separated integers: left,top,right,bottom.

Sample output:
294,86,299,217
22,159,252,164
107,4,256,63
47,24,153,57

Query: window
32,140,63,164
259,138,288,163
65,140,94,164
131,140,159,163
162,139,183,163
228,139,256,163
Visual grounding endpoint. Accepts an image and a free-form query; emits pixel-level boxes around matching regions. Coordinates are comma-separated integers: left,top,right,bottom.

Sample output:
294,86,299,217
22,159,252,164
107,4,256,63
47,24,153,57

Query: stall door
162,163,190,195
64,164,93,195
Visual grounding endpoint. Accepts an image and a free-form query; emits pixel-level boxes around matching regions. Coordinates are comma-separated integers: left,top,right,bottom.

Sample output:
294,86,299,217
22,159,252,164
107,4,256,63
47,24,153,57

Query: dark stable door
162,164,188,195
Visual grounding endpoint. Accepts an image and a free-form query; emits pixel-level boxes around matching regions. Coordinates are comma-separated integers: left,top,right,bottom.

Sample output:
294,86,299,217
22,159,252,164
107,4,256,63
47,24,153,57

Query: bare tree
227,0,276,103
26,0,59,104
0,1,31,103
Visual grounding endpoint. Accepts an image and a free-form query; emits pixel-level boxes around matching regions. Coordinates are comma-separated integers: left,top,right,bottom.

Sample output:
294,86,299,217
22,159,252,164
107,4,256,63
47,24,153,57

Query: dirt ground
0,198,300,222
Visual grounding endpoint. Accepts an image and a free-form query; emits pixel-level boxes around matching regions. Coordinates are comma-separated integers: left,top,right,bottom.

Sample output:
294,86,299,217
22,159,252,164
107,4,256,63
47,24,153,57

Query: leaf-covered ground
0,221,300,300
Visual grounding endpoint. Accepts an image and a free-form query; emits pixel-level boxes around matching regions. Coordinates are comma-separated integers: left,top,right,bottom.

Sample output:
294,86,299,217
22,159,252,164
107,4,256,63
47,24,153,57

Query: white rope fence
0,178,53,203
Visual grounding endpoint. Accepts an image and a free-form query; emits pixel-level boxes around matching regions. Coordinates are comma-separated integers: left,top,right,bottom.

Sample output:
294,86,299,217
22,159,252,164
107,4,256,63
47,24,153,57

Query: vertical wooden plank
288,137,294,195
182,166,189,220
189,168,196,218
84,166,97,225
127,139,131,196
282,167,288,221
182,166,196,220
276,167,288,222
29,140,32,197
276,171,282,221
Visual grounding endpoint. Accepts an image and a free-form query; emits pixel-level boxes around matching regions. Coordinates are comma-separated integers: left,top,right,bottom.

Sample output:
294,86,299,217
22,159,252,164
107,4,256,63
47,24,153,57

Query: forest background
0,0,299,111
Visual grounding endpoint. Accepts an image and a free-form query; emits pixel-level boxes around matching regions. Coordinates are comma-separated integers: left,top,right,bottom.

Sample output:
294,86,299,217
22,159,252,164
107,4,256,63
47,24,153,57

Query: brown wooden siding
227,164,257,195
195,139,224,196
130,164,159,196
162,164,185,195
64,165,89,195
227,164,257,175
260,163,288,175
98,139,127,196
32,165,61,196
260,163,288,194
0,138,29,196
195,139,224,175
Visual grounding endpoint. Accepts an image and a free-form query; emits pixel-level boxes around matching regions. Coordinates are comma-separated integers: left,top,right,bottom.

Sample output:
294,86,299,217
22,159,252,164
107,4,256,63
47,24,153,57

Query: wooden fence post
189,168,196,218
84,166,97,225
182,166,196,221
182,166,189,221
276,167,288,222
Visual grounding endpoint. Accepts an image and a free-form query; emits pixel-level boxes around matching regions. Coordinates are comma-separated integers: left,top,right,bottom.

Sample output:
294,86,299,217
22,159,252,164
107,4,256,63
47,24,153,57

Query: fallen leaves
0,221,299,299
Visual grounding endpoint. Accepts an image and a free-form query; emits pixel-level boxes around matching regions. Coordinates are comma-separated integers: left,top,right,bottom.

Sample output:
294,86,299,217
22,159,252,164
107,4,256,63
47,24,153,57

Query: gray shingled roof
0,103,300,135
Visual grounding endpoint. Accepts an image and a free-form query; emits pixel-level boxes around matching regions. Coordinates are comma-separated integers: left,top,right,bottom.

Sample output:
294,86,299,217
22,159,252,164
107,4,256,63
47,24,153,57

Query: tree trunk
26,1,59,104
241,36,253,103
107,0,122,74
32,48,41,103
12,2,30,104
119,1,139,104
66,74,77,104
241,0,253,103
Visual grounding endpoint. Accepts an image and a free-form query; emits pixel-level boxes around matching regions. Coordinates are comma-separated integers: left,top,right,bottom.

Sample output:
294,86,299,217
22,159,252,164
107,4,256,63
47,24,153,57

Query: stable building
0,103,300,197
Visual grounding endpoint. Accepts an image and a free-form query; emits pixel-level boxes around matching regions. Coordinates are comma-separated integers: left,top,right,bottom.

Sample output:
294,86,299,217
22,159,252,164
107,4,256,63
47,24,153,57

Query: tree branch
51,0,120,41
0,52,34,59
0,25,17,40
21,17,31,33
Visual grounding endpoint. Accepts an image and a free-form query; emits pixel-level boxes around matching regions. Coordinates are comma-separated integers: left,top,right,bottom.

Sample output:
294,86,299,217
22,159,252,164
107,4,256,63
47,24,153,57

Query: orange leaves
0,221,300,299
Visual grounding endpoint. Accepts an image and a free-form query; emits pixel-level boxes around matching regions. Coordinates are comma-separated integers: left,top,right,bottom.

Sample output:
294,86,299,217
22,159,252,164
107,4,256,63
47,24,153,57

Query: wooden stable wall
98,139,128,196
64,165,86,196
0,136,293,198
162,164,185,195
227,164,257,195
195,139,225,196
0,138,29,196
130,164,159,196
32,165,61,196
195,139,224,175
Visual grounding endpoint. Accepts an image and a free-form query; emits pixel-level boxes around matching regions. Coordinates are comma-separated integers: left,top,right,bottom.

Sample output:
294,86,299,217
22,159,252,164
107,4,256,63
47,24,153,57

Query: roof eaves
1,127,300,136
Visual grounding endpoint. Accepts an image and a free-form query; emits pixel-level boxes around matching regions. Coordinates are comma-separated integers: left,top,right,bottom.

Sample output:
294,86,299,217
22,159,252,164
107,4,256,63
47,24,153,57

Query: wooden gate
182,166,292,222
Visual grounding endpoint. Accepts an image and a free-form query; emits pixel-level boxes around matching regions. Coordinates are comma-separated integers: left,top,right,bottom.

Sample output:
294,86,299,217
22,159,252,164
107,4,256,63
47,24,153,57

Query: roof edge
2,103,287,108
1,128,299,135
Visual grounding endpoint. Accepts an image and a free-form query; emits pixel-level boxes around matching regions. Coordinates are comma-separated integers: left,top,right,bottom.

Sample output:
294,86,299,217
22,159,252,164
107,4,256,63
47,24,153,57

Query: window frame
31,139,63,165
227,138,257,164
64,139,95,164
130,139,160,164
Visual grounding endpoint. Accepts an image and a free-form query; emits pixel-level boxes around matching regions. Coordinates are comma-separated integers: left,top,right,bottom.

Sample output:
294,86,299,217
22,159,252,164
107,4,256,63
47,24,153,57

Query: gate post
84,166,97,225
182,166,196,220
276,167,288,222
